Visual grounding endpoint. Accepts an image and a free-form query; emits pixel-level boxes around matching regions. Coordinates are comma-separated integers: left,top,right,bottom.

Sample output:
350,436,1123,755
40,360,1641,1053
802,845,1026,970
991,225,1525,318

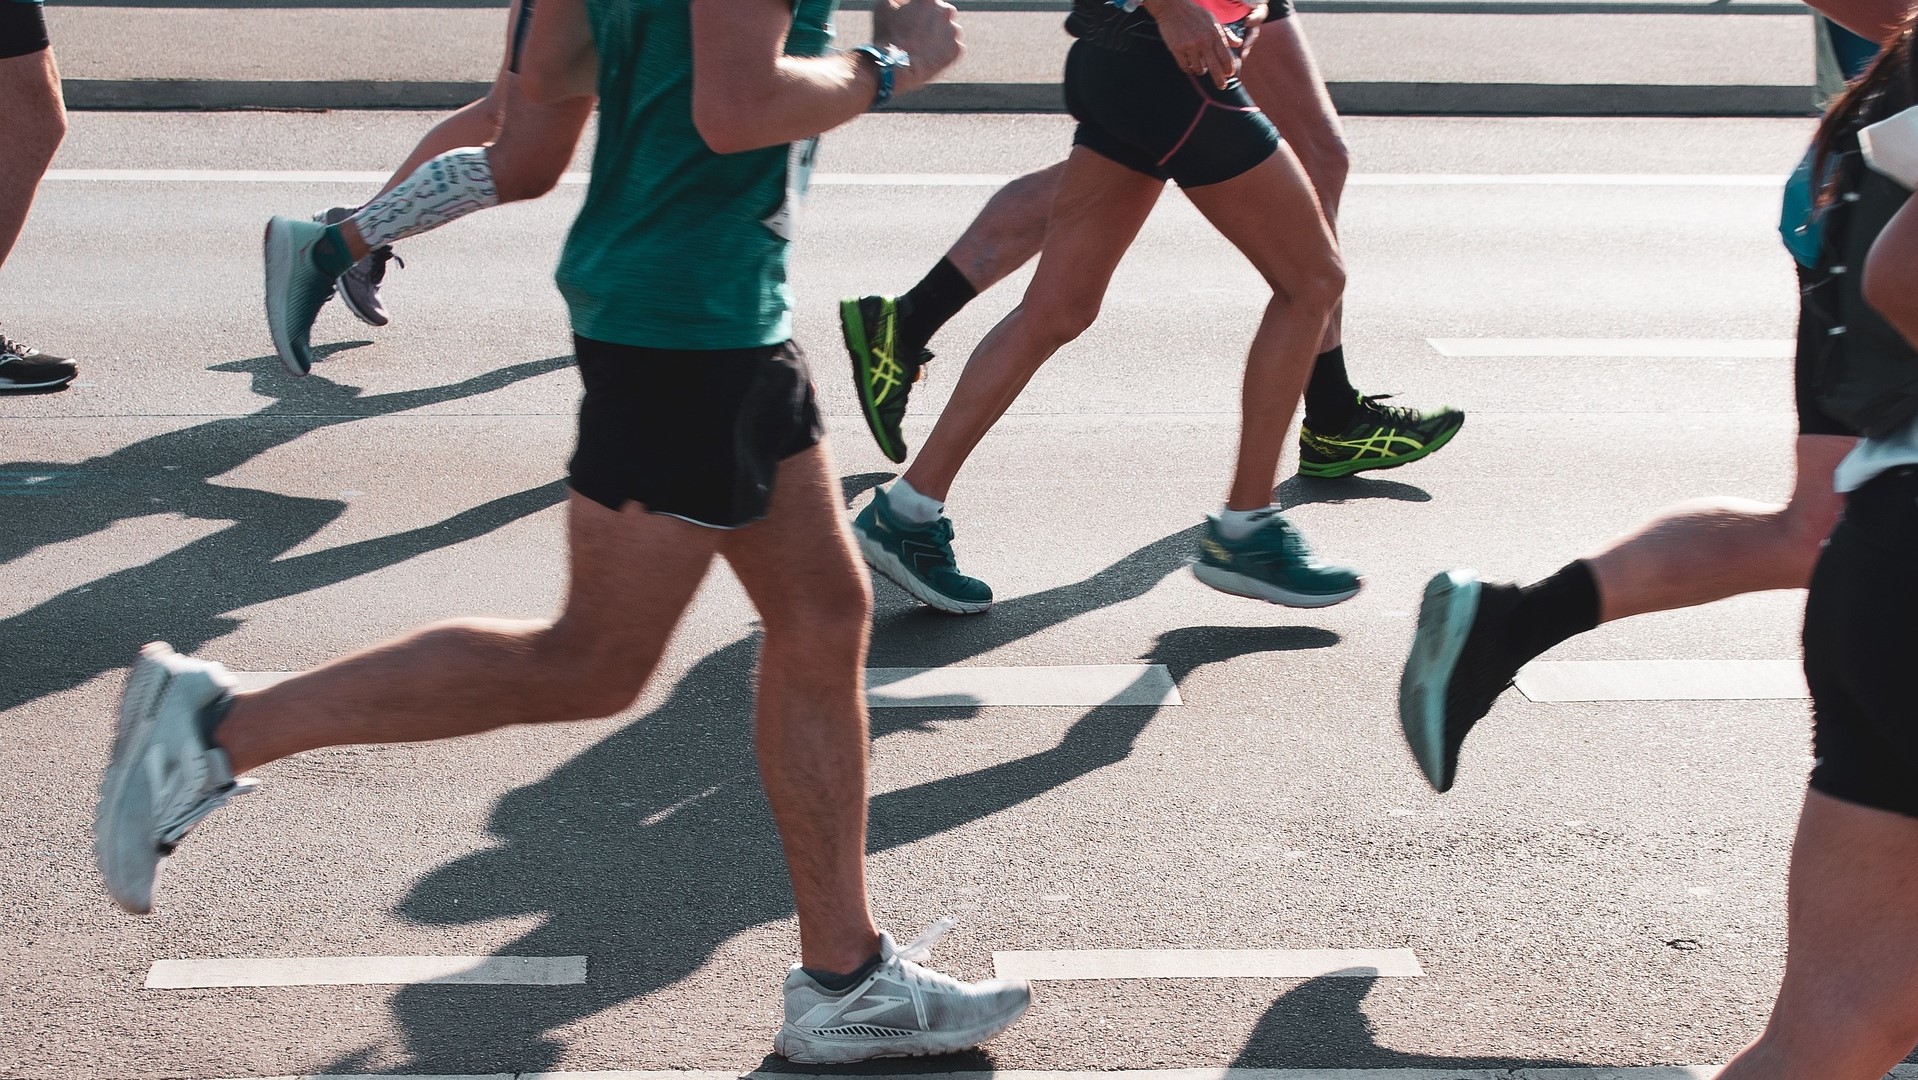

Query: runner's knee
761,567,873,648
1020,293,1101,349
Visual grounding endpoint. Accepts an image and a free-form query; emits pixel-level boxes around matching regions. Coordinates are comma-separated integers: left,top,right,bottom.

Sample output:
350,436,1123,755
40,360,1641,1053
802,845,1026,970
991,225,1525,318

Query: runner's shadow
1277,474,1431,509
1232,974,1584,1069
327,530,1337,1075
0,353,573,712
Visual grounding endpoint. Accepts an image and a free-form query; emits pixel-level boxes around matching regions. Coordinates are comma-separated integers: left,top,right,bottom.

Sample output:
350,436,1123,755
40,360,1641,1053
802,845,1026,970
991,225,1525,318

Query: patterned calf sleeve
352,147,499,250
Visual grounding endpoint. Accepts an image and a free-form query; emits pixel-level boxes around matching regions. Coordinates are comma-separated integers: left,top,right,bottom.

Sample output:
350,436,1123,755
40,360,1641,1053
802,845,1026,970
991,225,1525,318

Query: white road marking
1516,660,1808,702
992,948,1423,981
208,1069,1918,1080
235,665,1180,707
867,664,1180,707
45,169,1784,188
145,955,586,989
1430,338,1794,358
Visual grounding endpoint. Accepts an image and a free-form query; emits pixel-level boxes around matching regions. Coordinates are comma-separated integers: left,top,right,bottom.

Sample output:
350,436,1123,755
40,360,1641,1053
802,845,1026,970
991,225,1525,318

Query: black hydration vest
1806,113,1918,438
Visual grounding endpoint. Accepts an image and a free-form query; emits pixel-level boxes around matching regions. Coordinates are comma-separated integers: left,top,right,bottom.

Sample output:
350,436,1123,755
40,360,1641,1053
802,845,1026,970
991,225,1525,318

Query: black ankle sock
199,692,234,747
1502,560,1601,666
1302,346,1358,433
897,257,978,358
802,952,883,992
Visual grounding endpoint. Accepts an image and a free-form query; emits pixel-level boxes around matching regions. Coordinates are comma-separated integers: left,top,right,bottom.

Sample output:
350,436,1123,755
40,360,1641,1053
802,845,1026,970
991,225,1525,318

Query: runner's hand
1143,0,1239,89
1240,4,1269,59
885,0,965,94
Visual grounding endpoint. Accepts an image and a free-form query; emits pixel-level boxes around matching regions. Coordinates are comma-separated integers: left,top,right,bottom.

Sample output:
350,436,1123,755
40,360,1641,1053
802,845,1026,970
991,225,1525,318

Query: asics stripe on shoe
1299,394,1465,479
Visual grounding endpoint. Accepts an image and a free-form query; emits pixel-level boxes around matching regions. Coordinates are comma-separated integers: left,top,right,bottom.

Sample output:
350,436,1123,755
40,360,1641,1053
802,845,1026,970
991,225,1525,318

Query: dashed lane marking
146,955,586,989
992,948,1424,981
1517,660,1808,702
1430,338,1794,358
44,169,1785,188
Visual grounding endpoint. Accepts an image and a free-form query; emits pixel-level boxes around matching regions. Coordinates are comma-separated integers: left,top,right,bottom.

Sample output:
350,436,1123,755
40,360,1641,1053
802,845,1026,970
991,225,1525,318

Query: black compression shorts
1794,263,1859,438
0,0,49,60
1802,465,1918,820
567,336,824,530
1063,37,1280,189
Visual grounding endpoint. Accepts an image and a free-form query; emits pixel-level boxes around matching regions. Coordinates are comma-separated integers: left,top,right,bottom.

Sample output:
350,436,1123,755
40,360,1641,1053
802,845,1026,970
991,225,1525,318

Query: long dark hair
1813,9,1918,205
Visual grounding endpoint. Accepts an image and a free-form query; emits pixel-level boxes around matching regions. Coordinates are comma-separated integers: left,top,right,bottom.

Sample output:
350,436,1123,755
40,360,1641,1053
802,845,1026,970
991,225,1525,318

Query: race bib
1862,104,1918,190
763,136,821,241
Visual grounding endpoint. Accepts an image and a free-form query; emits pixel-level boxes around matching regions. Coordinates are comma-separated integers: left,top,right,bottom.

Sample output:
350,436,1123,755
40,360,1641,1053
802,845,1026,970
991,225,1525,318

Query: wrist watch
850,43,910,110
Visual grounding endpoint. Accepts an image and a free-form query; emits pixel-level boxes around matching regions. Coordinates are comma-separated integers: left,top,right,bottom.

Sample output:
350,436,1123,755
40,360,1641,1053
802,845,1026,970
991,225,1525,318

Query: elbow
1864,246,1918,349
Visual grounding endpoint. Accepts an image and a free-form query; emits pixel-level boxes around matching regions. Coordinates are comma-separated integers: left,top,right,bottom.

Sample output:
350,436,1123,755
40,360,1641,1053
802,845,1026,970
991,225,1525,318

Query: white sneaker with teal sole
95,642,254,914
263,215,341,376
775,920,1032,1063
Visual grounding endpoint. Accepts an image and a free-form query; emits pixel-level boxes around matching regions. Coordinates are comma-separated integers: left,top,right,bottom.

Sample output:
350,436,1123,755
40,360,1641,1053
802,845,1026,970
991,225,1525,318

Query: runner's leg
213,493,718,773
0,36,62,268
720,443,881,972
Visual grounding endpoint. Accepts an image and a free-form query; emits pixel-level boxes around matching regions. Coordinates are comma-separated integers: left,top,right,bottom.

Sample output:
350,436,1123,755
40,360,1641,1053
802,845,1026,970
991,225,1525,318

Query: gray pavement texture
46,6,1821,115
4,111,1913,1079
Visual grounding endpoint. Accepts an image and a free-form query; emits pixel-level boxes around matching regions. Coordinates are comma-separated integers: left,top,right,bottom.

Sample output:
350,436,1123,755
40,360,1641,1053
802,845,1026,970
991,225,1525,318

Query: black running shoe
1398,570,1523,792
1299,394,1465,478
0,330,78,392
841,295,928,464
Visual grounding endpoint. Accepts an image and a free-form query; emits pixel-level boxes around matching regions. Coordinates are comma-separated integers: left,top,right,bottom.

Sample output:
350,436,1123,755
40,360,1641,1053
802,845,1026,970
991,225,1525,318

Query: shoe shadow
1277,474,1432,509
1231,974,1586,1069
316,530,1338,1075
0,353,574,713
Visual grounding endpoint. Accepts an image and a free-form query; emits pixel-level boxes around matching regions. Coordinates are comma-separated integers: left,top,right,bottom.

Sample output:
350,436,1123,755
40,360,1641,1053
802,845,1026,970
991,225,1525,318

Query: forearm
1804,0,1908,46
696,53,882,155
1865,198,1918,348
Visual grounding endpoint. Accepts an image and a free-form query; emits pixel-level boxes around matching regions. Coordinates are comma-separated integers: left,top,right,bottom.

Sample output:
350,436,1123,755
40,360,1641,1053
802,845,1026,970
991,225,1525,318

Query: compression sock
897,257,978,357
1302,345,1359,433
350,147,500,251
885,478,944,526
802,952,883,992
1502,559,1601,665
310,226,356,277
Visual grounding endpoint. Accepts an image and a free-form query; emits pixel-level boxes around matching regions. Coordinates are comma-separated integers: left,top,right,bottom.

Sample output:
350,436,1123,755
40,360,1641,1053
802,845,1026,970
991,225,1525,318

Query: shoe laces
0,331,35,359
368,247,403,285
896,915,958,964
1358,393,1419,426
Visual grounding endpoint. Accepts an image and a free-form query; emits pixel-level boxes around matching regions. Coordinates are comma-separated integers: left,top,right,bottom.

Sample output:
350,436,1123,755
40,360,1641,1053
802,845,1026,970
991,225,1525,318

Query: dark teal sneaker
262,215,342,376
852,486,992,614
1299,394,1465,479
841,295,929,464
1191,509,1361,607
1398,569,1523,793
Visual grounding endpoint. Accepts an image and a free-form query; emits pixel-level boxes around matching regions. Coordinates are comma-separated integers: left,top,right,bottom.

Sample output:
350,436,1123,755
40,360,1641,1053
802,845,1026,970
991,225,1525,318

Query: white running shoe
94,642,254,914
775,919,1032,1063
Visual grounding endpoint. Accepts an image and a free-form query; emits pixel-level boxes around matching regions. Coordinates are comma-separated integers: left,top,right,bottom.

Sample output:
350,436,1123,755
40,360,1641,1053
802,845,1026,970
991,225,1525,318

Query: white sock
1214,504,1278,540
885,479,943,525
352,147,499,250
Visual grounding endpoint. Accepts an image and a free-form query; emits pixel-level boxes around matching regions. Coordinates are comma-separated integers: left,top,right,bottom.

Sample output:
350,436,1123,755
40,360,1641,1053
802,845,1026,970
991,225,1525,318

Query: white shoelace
895,915,959,964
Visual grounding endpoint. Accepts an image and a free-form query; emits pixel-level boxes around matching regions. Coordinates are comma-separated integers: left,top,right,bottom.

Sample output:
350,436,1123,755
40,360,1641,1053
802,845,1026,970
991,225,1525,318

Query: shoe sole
262,218,311,376
95,643,174,915
1398,569,1481,793
0,373,78,391
774,993,1032,1063
1298,414,1466,479
856,528,991,615
334,275,390,328
1189,560,1362,608
840,298,907,465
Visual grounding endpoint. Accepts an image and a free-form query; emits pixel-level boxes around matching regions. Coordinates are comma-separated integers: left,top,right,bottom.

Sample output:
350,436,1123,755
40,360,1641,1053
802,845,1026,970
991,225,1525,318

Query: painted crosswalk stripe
233,665,1181,708
145,955,586,989
1517,660,1808,702
992,948,1423,981
206,1068,1918,1080
45,169,1785,188
1430,338,1794,358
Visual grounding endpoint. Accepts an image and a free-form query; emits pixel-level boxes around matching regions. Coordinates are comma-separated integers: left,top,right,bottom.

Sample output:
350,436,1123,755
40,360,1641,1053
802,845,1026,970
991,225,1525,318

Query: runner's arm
1803,0,1908,47
1865,198,1918,348
518,0,598,104
690,0,961,154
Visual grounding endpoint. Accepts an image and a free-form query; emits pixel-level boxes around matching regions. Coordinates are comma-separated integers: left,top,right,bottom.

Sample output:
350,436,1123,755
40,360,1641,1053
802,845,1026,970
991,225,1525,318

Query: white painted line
45,169,1783,189
867,664,1179,708
1430,338,1794,358
1516,660,1808,702
205,1068,1918,1080
145,955,586,989
992,947,1423,981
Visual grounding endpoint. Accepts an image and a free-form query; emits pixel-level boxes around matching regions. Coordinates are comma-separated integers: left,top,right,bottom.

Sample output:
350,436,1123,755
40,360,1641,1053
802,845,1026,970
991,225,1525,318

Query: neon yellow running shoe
1299,394,1465,479
841,295,928,464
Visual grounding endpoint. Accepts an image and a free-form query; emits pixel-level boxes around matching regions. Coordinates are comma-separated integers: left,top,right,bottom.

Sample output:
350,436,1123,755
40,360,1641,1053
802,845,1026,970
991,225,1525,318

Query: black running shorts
1063,38,1281,190
507,0,538,74
566,336,825,529
0,0,50,60
1802,465,1918,820
1794,263,1860,438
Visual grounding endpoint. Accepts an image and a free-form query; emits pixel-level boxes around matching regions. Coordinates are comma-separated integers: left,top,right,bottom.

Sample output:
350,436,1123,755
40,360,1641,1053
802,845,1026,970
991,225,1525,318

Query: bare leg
1240,15,1349,352
1182,145,1344,509
901,148,1164,502
215,493,718,774
722,444,882,973
0,46,65,268
1717,790,1918,1079
1586,435,1853,623
942,162,1065,292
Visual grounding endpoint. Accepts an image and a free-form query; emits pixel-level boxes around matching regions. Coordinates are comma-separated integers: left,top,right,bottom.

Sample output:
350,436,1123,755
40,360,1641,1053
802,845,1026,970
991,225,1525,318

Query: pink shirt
1194,0,1254,20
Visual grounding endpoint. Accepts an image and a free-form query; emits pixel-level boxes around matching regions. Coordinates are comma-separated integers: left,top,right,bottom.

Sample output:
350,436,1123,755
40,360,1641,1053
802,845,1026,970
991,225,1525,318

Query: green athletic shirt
556,0,837,350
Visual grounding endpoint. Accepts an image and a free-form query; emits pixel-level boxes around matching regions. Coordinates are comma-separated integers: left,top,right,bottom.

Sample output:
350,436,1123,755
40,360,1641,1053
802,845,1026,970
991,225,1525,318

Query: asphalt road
1,111,1896,1078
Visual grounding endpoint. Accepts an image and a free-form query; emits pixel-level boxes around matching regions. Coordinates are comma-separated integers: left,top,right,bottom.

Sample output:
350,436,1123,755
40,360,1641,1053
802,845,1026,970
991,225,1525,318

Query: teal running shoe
263,215,341,376
1191,509,1361,607
853,486,992,614
1398,569,1522,793
841,295,928,464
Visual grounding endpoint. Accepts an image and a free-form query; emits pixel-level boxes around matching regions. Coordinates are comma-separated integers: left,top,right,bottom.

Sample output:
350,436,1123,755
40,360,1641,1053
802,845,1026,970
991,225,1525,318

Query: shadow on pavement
1278,473,1432,509
327,526,1339,1075
0,352,573,712
1231,974,1584,1069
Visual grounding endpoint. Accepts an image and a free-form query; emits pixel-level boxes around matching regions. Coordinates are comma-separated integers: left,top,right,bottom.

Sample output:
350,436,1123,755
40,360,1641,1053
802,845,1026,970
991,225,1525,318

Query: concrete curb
63,78,1816,116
